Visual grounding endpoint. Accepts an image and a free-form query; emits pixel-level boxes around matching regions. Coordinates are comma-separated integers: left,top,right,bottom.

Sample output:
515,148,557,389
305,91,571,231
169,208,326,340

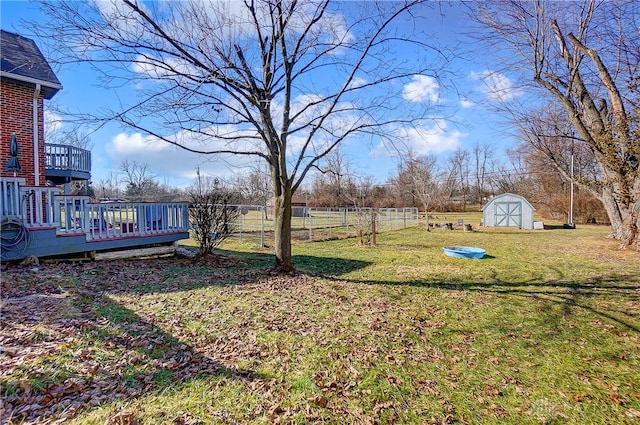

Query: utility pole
569,139,575,227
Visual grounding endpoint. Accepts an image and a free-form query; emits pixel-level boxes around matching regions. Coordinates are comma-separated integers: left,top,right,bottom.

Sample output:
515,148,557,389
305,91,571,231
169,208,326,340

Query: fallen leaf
106,411,139,425
310,395,329,408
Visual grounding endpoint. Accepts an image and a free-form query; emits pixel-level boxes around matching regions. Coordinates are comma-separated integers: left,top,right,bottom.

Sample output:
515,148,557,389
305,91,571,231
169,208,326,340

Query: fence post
239,206,243,242
260,206,265,248
308,207,313,240
344,208,349,236
371,208,377,246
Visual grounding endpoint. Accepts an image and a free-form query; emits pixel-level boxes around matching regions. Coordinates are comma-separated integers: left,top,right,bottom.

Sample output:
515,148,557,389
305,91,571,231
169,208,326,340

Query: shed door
495,202,522,227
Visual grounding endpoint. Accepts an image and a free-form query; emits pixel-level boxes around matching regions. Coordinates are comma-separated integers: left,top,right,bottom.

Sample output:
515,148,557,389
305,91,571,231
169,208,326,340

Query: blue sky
1,1,521,188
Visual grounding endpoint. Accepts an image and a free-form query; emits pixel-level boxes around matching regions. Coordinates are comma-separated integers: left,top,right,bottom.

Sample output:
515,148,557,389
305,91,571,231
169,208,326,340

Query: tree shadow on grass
328,272,640,333
206,248,639,334
1,276,259,424
95,249,372,294
210,248,373,276
1,252,373,423
292,254,372,276
3,249,635,423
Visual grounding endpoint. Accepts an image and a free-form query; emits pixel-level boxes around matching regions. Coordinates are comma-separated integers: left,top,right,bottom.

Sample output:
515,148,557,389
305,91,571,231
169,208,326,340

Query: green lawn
1,224,639,424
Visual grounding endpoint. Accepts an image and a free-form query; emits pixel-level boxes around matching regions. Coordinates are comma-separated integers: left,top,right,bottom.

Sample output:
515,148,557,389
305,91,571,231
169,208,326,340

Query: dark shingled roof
1,29,61,99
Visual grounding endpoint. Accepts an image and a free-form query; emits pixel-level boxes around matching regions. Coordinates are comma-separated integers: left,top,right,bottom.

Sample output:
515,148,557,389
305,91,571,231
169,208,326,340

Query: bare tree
516,134,607,223
233,162,272,219
490,148,537,198
188,173,240,255
445,148,470,211
94,172,124,201
391,152,442,229
311,146,358,207
474,0,640,250
32,0,446,270
471,142,494,205
44,118,93,150
119,160,157,201
342,175,376,245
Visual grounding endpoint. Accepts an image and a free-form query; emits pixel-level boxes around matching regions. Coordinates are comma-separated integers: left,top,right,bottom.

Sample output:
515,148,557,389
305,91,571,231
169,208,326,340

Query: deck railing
2,178,59,225
20,186,60,227
2,179,189,238
55,198,190,240
1,177,25,217
45,143,91,174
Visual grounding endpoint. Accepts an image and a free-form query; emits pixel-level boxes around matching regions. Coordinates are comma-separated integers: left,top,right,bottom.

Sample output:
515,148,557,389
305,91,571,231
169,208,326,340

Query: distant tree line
89,140,607,226
306,142,607,225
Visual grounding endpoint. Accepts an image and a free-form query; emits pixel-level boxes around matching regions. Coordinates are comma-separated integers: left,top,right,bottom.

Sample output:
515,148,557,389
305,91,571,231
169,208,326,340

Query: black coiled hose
1,217,30,261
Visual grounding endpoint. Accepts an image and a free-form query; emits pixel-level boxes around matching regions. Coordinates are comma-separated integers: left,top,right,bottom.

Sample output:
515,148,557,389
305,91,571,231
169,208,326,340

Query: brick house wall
0,79,46,186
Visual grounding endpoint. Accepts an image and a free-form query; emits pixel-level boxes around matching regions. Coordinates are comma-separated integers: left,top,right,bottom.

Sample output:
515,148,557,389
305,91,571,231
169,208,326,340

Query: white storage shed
482,193,536,230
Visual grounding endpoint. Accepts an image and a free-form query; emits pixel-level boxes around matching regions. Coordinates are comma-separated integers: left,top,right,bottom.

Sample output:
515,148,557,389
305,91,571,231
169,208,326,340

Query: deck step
95,245,176,261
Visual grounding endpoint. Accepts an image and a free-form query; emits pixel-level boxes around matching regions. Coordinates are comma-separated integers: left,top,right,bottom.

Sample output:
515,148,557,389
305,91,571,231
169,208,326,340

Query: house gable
1,30,60,185
1,30,62,99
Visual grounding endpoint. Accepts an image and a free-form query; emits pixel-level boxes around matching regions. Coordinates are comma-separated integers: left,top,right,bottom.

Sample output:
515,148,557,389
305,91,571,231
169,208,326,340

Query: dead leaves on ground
0,258,442,423
2,258,638,424
1,259,251,424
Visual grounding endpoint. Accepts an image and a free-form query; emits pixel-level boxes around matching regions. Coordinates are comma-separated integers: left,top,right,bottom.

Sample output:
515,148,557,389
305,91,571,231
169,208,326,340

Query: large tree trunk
611,181,640,250
600,187,624,236
617,206,639,250
273,186,294,272
596,173,639,249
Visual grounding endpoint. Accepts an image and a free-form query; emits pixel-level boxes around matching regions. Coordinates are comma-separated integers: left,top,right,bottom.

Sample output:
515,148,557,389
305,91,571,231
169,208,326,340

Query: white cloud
460,98,474,108
402,75,440,104
93,0,148,33
347,77,368,90
110,132,167,154
104,130,257,186
44,110,63,133
470,70,522,102
370,119,463,158
101,84,371,186
322,12,355,50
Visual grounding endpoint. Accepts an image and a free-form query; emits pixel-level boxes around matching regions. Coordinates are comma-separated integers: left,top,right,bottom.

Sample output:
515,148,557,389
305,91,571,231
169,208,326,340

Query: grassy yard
1,224,639,424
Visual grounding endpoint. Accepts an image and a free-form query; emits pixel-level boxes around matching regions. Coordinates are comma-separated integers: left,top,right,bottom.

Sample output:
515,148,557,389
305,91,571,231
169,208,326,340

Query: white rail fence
1,178,26,218
1,180,418,247
218,205,419,247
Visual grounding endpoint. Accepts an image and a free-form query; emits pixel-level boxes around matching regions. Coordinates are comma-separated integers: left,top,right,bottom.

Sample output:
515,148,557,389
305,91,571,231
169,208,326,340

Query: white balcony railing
2,178,60,227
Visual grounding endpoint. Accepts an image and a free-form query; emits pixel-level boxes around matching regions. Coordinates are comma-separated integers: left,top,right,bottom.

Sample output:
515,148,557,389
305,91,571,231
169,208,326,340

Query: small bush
188,177,240,255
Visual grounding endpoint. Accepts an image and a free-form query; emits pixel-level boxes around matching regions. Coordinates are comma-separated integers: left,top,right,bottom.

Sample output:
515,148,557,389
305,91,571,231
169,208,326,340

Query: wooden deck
9,227,190,260
1,178,190,261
